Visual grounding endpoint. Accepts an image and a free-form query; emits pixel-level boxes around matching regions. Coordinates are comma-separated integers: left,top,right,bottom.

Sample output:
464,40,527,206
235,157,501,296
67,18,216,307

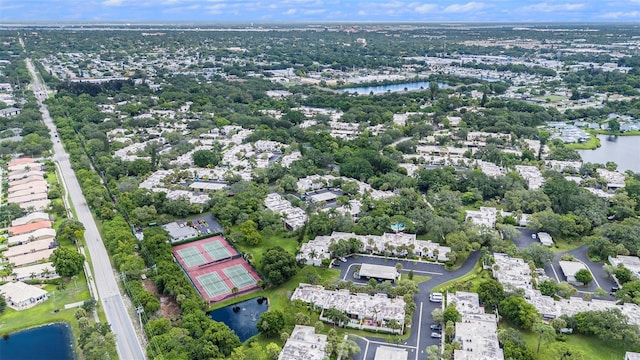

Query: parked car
611,286,620,293
531,233,537,239
430,332,442,339
339,257,348,263
429,292,443,303
430,324,442,331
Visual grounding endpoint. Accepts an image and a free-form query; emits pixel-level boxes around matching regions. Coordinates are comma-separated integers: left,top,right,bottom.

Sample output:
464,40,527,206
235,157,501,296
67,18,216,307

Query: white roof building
0,281,48,310
359,264,399,281
465,207,498,228
7,228,56,246
626,352,640,360
264,193,307,230
291,284,406,334
537,232,554,246
278,325,328,360
162,222,198,243
558,261,587,284
11,262,58,282
448,291,504,360
596,168,626,189
11,212,51,227
8,248,56,267
609,255,640,280
374,346,408,360
297,231,451,266
515,165,544,190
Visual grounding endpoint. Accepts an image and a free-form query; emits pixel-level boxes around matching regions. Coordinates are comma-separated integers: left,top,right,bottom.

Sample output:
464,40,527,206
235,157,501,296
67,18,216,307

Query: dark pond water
0,323,75,360
339,81,449,95
208,297,268,342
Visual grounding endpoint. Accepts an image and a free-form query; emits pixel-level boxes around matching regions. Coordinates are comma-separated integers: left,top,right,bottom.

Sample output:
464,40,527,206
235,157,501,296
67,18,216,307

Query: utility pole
135,306,144,330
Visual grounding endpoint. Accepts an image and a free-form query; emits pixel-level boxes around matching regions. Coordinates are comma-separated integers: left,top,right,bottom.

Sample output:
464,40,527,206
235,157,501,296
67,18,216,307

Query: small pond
0,322,75,360
208,297,268,342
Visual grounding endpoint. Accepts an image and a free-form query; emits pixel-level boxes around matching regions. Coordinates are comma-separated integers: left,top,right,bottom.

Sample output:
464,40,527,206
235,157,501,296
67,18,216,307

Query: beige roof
11,212,51,227
8,180,48,194
9,175,47,186
8,192,49,205
8,248,55,267
8,170,45,181
8,228,56,245
8,158,36,167
12,262,56,280
18,199,51,211
3,239,54,258
8,162,41,172
8,187,48,201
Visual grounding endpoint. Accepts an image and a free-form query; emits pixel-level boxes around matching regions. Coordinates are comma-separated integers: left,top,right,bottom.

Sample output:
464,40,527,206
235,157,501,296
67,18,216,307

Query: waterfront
578,135,640,172
339,81,448,95
0,323,75,360
208,297,268,342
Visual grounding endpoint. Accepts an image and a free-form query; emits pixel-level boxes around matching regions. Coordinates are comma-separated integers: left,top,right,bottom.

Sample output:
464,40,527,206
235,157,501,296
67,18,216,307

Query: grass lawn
432,259,486,294
233,232,299,269
0,274,90,351
566,133,601,150
550,238,584,253
536,95,565,102
502,323,626,360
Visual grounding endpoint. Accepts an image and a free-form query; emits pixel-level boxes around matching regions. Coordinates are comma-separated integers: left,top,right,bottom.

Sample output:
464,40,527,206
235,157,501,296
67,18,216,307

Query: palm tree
231,287,239,295
42,268,51,278
309,249,318,260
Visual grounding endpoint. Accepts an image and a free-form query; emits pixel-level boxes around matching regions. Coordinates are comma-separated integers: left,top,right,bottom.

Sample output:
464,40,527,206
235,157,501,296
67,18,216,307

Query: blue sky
1,0,639,22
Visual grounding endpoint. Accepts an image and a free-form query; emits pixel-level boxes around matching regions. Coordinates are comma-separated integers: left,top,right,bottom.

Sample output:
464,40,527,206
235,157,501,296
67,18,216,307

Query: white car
531,233,537,239
339,257,348,263
429,293,443,303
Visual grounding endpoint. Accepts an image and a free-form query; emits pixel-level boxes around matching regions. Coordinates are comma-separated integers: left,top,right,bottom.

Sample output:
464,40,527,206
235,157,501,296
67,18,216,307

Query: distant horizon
1,0,639,23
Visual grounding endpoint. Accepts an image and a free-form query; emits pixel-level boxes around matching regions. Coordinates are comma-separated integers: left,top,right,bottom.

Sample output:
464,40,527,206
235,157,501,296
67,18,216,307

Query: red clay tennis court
172,236,261,303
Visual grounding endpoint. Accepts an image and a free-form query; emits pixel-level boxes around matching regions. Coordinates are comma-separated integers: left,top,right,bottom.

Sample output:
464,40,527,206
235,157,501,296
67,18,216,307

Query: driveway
513,229,616,298
513,228,539,249
551,245,618,297
344,251,481,360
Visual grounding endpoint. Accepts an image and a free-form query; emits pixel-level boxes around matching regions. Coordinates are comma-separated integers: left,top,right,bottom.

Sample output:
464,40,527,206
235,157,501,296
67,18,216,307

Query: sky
1,0,639,23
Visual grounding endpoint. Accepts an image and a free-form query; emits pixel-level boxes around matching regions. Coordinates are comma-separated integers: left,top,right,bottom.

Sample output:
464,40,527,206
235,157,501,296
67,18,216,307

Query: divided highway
25,58,146,360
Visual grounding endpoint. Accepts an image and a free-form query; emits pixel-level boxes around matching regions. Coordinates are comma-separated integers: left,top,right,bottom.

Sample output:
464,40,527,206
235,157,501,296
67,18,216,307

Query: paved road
515,229,616,298
25,57,146,360
345,252,481,360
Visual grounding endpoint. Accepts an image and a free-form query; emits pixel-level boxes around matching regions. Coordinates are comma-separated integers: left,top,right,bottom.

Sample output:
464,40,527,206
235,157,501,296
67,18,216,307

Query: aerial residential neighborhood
2,1,640,359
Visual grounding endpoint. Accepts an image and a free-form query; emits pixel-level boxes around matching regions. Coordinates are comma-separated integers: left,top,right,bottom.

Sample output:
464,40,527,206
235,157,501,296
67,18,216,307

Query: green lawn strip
501,322,626,360
550,238,585,253
432,259,485,294
232,232,298,268
565,133,601,150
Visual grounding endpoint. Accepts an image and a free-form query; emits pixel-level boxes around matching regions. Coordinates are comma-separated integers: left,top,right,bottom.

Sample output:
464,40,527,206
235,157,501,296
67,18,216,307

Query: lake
339,81,448,95
578,135,640,173
0,323,75,360
208,297,268,342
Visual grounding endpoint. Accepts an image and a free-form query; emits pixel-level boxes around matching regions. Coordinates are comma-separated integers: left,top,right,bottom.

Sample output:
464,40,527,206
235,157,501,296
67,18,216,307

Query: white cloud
303,9,326,15
284,8,297,15
600,10,640,18
206,3,227,14
102,0,124,6
415,4,438,13
520,2,585,12
443,1,486,13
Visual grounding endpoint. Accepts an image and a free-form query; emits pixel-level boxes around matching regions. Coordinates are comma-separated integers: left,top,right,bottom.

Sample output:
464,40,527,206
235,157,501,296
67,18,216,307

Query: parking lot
181,213,224,236
515,228,617,298
337,252,480,360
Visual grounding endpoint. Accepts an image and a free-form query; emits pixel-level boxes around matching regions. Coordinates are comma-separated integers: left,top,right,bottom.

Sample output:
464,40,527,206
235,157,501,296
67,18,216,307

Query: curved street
342,251,481,360
25,57,146,360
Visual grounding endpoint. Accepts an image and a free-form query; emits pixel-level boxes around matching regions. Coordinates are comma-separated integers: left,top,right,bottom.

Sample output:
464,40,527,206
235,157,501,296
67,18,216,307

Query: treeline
55,79,139,97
